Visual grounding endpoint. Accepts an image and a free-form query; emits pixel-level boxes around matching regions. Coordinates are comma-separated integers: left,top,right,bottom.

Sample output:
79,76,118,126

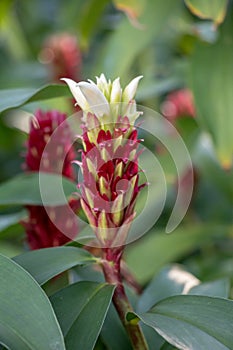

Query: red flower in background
161,89,195,121
39,33,82,111
40,33,82,83
22,110,79,249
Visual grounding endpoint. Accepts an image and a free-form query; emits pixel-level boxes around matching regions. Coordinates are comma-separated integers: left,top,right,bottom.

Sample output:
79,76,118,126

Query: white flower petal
96,74,107,90
99,73,107,85
61,78,88,110
110,77,122,103
78,82,110,117
122,75,143,102
96,74,111,98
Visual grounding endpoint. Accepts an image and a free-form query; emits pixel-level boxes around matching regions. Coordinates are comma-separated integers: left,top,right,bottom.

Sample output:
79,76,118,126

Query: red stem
102,248,148,350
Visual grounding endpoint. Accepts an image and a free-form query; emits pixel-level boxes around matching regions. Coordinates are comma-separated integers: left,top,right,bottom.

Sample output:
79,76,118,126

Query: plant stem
102,248,149,350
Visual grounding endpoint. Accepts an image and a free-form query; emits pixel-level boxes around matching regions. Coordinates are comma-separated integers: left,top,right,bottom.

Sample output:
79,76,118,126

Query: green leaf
70,263,105,283
0,172,77,206
0,210,26,232
13,246,95,285
0,84,70,115
0,0,13,25
190,16,233,168
188,278,230,298
0,254,65,350
101,303,132,350
133,295,233,350
94,0,181,78
78,0,109,50
160,342,178,350
137,265,200,313
184,0,228,25
137,266,230,315
140,323,165,350
125,224,228,284
192,136,233,203
50,281,115,350
0,241,23,257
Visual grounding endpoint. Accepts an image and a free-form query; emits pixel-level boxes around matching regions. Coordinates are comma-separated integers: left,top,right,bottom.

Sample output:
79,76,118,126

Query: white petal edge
111,77,122,103
61,78,88,110
123,75,143,102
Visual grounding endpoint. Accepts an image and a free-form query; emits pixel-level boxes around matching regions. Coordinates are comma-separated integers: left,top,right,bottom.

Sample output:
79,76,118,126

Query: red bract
25,110,76,179
24,199,79,249
22,109,79,249
80,115,145,247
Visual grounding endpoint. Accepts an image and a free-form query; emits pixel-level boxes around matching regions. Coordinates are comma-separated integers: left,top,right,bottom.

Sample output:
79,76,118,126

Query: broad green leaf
192,135,233,203
0,172,77,206
78,0,109,50
0,210,26,232
50,281,115,350
140,323,165,350
101,303,132,350
70,264,105,284
0,241,23,257
0,84,69,115
0,0,13,25
14,246,95,285
125,224,229,283
190,17,233,168
132,295,233,350
0,3,30,60
137,265,199,313
188,278,230,298
137,265,230,317
160,343,178,350
0,254,65,350
185,0,228,25
94,0,181,78
0,221,25,243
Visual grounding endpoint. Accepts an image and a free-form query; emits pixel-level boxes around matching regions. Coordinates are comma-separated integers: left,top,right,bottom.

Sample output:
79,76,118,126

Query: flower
39,33,82,111
40,33,82,82
64,74,145,248
23,199,79,249
22,109,79,249
161,89,195,121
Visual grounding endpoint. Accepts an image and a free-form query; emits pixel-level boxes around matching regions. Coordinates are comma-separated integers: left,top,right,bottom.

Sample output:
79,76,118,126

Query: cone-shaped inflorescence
40,33,82,83
22,110,79,249
64,74,146,250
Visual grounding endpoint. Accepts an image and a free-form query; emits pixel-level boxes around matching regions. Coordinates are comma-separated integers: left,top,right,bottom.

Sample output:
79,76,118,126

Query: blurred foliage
184,0,228,25
0,1,232,348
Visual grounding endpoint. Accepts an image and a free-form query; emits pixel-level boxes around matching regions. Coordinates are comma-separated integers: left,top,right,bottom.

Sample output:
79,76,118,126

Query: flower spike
64,74,145,248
